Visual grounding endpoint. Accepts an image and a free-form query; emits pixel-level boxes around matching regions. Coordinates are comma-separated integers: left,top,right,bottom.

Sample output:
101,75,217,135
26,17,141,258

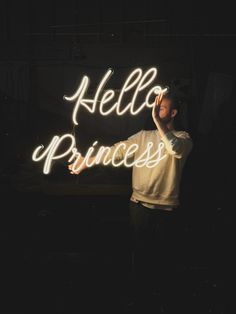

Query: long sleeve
161,131,193,159
101,130,143,162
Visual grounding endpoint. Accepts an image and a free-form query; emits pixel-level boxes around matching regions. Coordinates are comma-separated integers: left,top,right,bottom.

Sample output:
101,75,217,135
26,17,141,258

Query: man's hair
161,92,182,113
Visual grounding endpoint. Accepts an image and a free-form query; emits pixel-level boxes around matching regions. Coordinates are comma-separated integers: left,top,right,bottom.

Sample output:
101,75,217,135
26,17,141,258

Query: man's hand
152,92,163,125
68,156,87,175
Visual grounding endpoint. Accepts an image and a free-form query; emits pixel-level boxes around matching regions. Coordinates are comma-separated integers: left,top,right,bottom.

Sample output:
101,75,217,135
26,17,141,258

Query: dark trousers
129,200,179,297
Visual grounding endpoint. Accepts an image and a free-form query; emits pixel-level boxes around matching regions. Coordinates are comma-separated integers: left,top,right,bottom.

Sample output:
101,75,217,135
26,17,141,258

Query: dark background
0,1,235,313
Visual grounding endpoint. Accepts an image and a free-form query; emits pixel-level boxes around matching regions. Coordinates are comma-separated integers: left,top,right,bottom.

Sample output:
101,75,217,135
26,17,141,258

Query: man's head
158,93,180,125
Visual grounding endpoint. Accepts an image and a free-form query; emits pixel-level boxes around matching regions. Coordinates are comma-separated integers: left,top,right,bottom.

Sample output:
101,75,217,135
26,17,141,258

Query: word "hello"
64,67,167,125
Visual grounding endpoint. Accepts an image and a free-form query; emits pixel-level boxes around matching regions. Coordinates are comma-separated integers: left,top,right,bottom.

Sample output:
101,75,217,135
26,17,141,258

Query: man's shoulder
141,129,192,140
140,129,157,135
127,129,156,143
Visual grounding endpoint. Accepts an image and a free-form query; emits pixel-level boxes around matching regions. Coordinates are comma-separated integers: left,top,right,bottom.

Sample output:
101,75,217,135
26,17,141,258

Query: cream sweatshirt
104,129,193,208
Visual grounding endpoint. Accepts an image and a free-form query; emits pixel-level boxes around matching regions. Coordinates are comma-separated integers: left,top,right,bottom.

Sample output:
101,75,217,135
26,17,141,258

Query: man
68,92,193,307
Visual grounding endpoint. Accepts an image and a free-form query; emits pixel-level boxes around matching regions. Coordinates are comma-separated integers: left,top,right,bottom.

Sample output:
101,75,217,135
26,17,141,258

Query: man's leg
152,209,180,312
128,201,157,297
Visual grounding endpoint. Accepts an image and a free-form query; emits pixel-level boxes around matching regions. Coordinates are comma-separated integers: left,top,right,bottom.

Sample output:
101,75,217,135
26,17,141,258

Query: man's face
158,98,174,123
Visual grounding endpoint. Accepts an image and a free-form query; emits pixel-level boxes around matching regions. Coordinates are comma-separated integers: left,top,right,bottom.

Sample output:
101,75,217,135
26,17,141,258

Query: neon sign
32,67,167,174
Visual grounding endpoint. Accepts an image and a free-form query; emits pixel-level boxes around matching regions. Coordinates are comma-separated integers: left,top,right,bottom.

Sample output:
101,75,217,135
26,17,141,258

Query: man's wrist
155,120,168,132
